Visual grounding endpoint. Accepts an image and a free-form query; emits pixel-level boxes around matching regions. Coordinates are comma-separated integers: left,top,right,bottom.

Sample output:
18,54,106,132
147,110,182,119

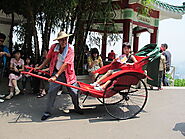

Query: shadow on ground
0,78,145,123
0,91,117,123
173,122,185,136
0,92,145,123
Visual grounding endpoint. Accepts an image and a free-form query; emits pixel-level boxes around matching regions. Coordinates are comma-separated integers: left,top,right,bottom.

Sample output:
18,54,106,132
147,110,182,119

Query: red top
108,52,115,60
47,43,77,84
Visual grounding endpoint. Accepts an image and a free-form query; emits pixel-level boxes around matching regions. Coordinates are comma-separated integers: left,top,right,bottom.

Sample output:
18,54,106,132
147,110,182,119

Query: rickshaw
21,44,160,120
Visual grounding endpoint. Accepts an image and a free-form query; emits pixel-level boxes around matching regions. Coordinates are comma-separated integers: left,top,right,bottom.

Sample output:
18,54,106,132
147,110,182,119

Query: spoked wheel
97,93,124,105
103,74,148,120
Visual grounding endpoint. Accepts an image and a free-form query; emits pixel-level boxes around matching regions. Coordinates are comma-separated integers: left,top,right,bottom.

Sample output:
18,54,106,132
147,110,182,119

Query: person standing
161,44,171,86
0,33,11,102
0,33,11,79
108,50,115,61
158,54,166,90
37,31,82,121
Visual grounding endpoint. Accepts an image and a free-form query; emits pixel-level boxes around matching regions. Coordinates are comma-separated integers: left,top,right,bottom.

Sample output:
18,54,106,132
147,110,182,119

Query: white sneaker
90,82,100,87
5,92,14,100
57,91,63,96
0,94,5,98
94,86,104,91
15,88,20,95
0,99,4,103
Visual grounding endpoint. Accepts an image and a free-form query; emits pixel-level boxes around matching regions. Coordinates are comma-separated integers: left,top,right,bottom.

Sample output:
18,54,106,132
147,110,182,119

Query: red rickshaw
22,44,160,120
22,55,150,120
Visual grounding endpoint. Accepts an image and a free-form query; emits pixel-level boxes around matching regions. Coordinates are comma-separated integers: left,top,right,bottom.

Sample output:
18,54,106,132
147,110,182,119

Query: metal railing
168,66,175,86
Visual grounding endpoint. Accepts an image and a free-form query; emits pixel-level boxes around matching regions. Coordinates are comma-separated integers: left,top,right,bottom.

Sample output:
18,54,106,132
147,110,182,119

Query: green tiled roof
153,0,185,14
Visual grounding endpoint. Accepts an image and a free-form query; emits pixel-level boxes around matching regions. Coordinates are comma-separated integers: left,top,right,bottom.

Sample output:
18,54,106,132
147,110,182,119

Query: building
90,0,185,60
0,10,23,46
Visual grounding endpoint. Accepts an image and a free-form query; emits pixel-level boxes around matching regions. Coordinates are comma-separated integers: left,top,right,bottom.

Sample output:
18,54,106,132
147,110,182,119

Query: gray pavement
0,77,185,139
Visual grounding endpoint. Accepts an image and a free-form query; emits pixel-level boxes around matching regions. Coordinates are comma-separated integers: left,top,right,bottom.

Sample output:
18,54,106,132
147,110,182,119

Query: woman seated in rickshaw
91,42,138,91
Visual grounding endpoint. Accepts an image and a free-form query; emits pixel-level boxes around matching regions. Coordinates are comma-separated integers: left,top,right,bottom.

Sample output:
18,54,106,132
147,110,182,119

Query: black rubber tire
103,73,148,120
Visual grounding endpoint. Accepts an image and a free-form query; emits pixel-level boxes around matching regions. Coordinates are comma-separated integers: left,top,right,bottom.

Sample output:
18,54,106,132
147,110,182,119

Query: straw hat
53,31,72,41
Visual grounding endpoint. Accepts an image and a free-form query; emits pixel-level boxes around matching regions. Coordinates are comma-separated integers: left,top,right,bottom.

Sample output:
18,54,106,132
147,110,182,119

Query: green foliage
165,73,173,86
139,0,154,17
0,0,153,71
174,79,185,87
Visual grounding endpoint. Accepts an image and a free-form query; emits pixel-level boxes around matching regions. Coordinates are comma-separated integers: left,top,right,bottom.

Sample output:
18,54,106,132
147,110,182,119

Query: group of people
0,32,49,102
157,43,171,90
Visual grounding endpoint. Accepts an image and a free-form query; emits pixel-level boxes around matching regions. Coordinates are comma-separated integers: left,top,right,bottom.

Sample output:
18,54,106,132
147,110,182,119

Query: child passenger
91,42,137,91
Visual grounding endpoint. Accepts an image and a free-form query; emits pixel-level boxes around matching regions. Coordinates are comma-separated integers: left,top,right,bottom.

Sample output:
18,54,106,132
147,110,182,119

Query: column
150,27,158,44
133,33,139,53
101,32,107,60
123,20,130,43
123,20,133,53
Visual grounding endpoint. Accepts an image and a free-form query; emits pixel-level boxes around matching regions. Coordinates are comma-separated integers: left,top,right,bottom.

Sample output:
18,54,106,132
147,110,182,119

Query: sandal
37,89,47,98
37,93,46,98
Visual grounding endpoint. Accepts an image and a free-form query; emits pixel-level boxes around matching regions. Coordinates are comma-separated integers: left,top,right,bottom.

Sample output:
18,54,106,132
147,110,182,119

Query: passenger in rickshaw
91,42,137,91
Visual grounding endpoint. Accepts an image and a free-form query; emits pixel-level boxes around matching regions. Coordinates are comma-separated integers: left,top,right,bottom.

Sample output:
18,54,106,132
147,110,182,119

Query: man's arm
55,63,67,77
48,63,67,82
38,58,50,69
4,47,11,57
0,52,10,57
4,52,10,57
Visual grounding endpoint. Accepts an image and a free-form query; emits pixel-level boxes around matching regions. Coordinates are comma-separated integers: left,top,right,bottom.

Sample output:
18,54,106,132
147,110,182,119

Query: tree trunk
74,18,86,74
9,12,14,54
68,8,77,44
41,17,52,53
32,19,40,63
25,0,40,63
23,20,33,58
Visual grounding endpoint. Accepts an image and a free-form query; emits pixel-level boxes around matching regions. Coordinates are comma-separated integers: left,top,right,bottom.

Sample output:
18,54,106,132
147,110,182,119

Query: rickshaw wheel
97,94,124,105
103,73,148,120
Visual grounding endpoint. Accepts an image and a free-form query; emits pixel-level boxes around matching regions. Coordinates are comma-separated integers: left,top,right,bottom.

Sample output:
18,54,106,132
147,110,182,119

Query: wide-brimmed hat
53,31,72,41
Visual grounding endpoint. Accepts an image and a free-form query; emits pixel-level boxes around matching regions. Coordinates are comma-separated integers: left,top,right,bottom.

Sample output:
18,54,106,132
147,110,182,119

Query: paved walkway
0,77,185,139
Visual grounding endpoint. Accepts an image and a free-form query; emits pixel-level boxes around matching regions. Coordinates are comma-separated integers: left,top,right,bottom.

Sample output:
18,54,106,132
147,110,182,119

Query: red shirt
47,43,77,84
108,52,115,60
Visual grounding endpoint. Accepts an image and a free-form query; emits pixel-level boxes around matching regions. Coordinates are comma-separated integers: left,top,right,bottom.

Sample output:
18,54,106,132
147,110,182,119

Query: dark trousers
163,72,169,86
32,77,41,94
40,79,47,90
22,76,33,89
0,67,5,81
158,71,163,88
46,71,80,113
